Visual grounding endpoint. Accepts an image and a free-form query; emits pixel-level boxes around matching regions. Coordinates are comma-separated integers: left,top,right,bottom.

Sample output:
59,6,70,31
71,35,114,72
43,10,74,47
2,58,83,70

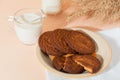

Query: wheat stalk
67,0,120,23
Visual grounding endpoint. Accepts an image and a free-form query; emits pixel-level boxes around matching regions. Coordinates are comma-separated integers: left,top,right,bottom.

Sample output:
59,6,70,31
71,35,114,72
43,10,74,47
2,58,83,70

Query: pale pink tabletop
0,0,46,80
0,0,120,80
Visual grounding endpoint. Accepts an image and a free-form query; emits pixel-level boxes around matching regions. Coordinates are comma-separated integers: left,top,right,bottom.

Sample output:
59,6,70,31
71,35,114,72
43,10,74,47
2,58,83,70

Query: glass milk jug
8,8,45,45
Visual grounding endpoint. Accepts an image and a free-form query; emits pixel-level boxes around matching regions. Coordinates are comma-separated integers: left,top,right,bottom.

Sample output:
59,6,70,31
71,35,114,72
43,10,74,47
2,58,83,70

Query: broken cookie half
52,55,84,74
63,56,84,74
73,55,101,73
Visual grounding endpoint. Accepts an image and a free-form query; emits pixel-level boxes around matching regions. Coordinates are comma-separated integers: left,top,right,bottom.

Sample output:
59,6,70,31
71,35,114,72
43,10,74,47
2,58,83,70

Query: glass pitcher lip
13,8,45,24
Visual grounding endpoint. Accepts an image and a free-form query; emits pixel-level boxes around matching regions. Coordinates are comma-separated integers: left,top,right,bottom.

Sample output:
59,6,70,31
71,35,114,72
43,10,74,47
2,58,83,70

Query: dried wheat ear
67,0,120,23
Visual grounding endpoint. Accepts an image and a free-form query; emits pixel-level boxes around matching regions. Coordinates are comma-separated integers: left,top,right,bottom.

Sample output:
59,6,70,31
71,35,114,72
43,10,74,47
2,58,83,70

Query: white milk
14,13,42,44
42,0,61,14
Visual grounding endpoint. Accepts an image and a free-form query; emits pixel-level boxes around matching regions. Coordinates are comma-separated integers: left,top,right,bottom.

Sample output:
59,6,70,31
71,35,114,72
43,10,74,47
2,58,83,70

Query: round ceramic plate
36,28,112,78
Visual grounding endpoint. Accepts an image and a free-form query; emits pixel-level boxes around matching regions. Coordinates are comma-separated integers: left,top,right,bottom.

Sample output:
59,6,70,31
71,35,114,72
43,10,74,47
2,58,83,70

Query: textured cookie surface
38,31,63,56
52,29,75,54
63,56,84,74
52,55,84,74
53,56,65,70
65,30,96,54
73,55,101,73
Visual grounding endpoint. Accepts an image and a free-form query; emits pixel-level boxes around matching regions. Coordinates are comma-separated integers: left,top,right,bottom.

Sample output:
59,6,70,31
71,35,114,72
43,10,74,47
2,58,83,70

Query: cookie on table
52,29,76,54
38,31,63,56
65,30,96,55
73,55,101,73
